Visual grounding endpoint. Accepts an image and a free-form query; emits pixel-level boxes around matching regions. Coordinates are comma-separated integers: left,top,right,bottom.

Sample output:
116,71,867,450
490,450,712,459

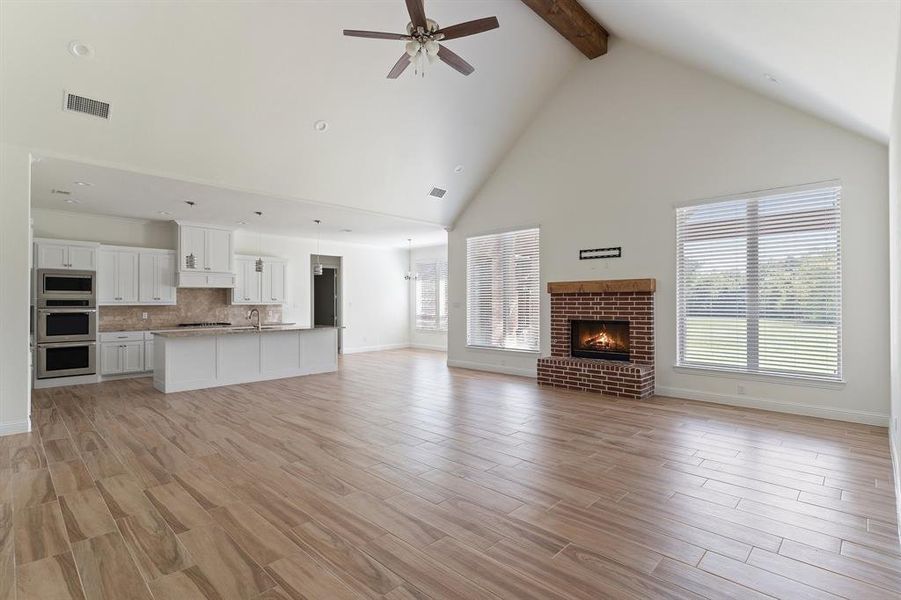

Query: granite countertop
152,325,340,338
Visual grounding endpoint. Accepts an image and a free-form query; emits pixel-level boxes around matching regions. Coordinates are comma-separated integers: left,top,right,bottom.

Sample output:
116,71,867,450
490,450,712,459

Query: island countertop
152,325,341,338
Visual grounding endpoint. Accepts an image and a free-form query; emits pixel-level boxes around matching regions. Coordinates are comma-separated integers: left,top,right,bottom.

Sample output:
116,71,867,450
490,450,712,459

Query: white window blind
415,259,447,331
467,228,540,351
676,184,842,380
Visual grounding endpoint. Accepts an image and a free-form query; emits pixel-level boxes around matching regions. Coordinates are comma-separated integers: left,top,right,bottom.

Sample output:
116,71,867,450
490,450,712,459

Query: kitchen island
152,325,338,393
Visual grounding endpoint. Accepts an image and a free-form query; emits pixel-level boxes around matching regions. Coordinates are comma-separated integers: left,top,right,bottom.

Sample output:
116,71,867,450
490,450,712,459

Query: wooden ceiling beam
520,0,608,59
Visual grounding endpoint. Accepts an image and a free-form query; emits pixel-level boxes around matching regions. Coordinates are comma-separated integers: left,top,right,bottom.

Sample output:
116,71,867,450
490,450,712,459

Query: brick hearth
537,279,655,399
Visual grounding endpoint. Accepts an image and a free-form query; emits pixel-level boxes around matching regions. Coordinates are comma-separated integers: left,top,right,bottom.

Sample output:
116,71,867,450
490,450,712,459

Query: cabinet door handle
204,267,211,271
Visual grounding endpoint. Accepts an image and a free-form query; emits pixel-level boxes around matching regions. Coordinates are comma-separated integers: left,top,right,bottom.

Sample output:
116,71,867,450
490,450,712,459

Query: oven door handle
37,308,97,313
38,341,97,348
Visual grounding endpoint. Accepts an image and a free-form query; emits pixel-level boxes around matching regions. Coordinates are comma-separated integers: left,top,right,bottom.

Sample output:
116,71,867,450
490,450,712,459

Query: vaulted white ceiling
0,1,580,229
2,0,898,238
584,0,900,143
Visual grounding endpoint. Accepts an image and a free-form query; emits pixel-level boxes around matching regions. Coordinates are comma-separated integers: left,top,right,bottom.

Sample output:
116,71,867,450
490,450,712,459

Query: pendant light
254,211,264,273
313,220,324,276
404,238,418,280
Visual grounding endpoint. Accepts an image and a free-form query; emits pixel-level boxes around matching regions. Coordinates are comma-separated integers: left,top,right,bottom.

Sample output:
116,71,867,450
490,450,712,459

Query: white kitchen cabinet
139,252,176,304
176,223,234,287
232,257,262,304
122,342,144,372
100,343,122,375
35,240,97,270
100,339,146,375
232,256,286,305
205,228,232,273
98,249,139,304
68,246,97,270
263,259,287,303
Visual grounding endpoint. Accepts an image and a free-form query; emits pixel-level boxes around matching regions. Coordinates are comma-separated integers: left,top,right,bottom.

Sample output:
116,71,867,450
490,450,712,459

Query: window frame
465,226,541,353
414,258,448,333
675,182,843,383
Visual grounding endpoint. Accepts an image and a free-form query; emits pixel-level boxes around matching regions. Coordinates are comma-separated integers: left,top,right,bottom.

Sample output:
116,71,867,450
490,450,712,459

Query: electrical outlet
737,384,746,395
141,312,148,320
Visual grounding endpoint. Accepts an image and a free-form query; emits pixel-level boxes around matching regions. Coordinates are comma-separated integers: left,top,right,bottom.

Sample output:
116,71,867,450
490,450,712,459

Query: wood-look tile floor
3,349,900,599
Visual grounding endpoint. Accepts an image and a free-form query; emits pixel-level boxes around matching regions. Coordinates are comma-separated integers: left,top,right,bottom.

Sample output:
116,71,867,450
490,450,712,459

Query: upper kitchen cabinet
176,222,235,288
232,255,287,305
262,258,287,304
138,251,177,304
98,248,139,304
34,239,98,270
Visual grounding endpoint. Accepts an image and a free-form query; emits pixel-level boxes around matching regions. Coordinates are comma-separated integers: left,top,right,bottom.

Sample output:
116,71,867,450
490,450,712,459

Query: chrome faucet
248,308,261,331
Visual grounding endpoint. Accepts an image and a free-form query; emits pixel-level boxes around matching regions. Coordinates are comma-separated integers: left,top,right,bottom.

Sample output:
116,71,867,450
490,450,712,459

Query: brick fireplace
537,278,655,399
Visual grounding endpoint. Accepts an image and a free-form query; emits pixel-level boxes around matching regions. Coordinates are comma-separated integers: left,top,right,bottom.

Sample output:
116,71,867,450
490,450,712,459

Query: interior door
314,268,337,327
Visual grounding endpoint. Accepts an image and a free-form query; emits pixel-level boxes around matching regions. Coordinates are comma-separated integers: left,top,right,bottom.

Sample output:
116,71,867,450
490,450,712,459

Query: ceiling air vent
428,187,447,199
63,91,110,119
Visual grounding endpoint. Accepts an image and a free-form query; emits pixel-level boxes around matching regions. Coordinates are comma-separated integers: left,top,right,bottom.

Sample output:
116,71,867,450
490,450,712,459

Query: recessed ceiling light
340,228,353,233
68,41,93,58
236,221,247,225
454,165,464,174
51,189,71,195
65,198,81,204
158,211,171,216
764,73,779,84
73,181,92,186
313,120,329,132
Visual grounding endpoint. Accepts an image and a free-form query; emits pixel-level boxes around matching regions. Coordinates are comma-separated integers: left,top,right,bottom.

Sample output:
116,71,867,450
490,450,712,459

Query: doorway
311,255,342,353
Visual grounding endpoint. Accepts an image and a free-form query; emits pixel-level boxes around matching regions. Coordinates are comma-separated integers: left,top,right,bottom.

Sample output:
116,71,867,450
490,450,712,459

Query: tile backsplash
98,288,283,331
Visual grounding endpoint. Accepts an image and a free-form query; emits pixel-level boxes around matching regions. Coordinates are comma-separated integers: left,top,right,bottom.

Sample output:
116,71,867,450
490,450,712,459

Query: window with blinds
415,259,448,331
467,228,540,351
676,183,842,380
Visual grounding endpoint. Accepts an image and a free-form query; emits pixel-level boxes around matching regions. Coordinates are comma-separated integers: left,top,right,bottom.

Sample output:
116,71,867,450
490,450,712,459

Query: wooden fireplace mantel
547,278,656,294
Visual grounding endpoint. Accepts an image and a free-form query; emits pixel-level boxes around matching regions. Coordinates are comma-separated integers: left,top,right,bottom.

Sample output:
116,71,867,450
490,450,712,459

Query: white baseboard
343,342,410,355
410,343,447,352
0,418,31,436
656,385,890,426
446,359,536,378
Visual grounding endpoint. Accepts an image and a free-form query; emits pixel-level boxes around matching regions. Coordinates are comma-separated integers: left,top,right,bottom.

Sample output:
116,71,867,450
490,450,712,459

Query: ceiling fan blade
343,30,409,40
387,53,412,79
405,0,427,30
436,17,499,41
437,45,474,76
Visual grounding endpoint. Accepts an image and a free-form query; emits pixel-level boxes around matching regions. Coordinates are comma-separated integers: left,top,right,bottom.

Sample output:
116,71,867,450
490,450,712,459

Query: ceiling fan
343,0,499,78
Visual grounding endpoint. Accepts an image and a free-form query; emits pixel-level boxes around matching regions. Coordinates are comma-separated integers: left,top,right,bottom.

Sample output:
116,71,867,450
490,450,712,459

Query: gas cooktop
178,322,232,328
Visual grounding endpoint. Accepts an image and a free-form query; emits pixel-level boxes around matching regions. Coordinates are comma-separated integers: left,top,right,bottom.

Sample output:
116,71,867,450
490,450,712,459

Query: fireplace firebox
570,320,630,361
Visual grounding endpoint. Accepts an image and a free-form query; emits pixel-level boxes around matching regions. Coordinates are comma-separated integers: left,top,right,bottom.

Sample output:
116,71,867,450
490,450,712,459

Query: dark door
314,268,337,327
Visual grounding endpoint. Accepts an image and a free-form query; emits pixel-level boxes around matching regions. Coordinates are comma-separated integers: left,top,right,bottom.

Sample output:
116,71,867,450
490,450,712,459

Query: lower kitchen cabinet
99,331,150,375
100,341,145,375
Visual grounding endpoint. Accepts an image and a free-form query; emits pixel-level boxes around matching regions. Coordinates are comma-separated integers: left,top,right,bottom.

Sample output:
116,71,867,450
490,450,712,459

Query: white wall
449,40,890,425
233,231,410,353
410,244,448,351
29,210,410,354
0,143,32,434
888,15,901,532
32,208,176,249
